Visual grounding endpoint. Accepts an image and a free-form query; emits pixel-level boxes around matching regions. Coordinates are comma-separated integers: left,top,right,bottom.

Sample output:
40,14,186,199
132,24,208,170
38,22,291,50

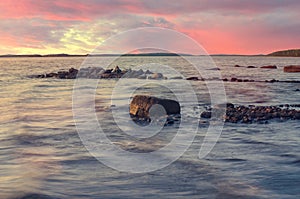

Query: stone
145,70,153,74
112,66,122,73
247,66,256,68
149,73,163,79
230,77,237,82
186,77,199,81
137,75,147,79
261,65,277,69
234,65,242,67
200,111,212,118
283,65,300,73
130,95,180,119
208,67,220,70
170,76,183,80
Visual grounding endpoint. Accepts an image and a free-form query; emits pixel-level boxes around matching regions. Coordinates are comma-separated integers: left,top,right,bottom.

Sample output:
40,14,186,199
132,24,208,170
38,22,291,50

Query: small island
267,49,300,57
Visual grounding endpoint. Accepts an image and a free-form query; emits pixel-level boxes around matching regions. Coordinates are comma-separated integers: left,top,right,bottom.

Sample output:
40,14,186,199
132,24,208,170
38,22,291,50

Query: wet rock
208,67,220,70
112,65,121,73
45,72,57,78
186,77,199,81
145,69,153,75
30,66,165,80
148,73,164,79
103,69,112,74
130,95,180,119
283,65,300,73
170,76,183,80
261,65,277,69
230,77,237,82
137,74,147,79
201,104,300,123
200,111,211,118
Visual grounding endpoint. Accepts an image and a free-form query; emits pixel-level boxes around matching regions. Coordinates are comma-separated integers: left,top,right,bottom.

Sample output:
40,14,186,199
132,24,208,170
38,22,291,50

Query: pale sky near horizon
0,0,300,55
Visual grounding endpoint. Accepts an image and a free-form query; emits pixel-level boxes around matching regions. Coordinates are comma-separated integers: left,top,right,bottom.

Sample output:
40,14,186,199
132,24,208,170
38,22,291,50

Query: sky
0,0,300,55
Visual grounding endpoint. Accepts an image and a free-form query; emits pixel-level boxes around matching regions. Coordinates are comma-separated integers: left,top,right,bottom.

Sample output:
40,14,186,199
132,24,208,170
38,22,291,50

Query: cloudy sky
0,0,300,55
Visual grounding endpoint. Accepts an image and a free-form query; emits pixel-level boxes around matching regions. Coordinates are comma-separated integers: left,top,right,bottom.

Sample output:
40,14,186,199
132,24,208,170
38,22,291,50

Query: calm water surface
0,56,299,199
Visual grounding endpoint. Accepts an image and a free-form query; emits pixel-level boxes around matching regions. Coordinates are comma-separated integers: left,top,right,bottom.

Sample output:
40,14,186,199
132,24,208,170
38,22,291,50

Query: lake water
0,56,299,199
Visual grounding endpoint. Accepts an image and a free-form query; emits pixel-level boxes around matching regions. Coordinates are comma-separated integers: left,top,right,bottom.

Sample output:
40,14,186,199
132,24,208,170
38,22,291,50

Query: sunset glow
0,0,300,55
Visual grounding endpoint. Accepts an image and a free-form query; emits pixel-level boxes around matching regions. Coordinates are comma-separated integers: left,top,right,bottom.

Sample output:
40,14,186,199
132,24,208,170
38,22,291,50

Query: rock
247,66,256,68
200,111,211,118
67,67,78,79
170,76,183,80
130,95,180,119
186,77,199,81
45,72,57,78
261,65,277,69
234,65,242,67
230,77,237,82
112,66,122,73
208,67,220,70
57,71,68,79
223,78,228,81
283,65,300,73
103,69,112,74
149,73,163,79
145,70,153,74
137,74,147,79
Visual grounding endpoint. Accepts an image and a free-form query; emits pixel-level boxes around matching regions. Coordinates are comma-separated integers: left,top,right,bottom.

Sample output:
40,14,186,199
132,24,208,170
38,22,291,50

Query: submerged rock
260,65,277,69
247,65,256,68
283,65,300,73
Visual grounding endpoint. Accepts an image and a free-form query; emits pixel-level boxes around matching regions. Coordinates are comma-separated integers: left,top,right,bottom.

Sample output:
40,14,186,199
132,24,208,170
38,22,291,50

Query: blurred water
0,56,299,199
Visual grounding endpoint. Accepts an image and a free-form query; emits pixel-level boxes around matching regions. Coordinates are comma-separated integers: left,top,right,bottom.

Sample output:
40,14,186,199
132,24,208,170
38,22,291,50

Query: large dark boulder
283,65,300,73
130,95,180,119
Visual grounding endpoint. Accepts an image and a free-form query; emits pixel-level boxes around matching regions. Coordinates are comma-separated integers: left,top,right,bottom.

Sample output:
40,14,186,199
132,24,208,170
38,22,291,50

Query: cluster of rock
128,95,300,125
186,77,300,83
201,103,300,123
29,66,167,80
234,65,277,69
234,64,300,73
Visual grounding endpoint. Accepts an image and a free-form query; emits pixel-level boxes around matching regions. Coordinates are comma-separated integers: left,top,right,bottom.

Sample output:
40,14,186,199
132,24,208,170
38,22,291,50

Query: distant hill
0,52,193,58
0,54,86,58
267,49,300,57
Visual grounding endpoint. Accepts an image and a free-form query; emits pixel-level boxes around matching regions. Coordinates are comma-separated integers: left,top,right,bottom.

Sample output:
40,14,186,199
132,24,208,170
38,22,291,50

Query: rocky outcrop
29,66,167,80
283,65,300,73
268,49,300,57
260,65,277,69
201,104,300,123
130,95,180,120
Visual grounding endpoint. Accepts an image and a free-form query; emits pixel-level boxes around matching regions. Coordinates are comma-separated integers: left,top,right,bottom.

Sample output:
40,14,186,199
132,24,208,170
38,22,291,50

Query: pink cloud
0,0,300,54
